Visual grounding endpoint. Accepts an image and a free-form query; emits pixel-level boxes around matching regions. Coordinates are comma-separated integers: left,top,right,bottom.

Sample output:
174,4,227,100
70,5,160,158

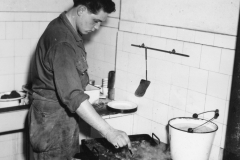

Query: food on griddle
84,139,171,160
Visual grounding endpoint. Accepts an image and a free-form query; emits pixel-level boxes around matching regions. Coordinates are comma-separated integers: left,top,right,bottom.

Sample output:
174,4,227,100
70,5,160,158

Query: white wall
121,0,239,36
114,0,239,160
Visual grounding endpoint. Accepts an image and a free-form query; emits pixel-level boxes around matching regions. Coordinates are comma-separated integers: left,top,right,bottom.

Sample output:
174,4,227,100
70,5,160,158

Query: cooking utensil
135,43,151,97
106,101,138,113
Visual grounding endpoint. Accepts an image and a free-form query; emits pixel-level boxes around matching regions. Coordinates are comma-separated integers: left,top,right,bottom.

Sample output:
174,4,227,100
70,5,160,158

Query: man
28,0,131,159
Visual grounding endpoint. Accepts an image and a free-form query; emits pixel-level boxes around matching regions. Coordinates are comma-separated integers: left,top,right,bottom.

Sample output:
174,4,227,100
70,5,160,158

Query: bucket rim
168,117,218,134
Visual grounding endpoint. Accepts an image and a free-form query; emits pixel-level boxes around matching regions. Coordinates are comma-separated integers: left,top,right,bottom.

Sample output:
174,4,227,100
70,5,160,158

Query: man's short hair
73,0,115,14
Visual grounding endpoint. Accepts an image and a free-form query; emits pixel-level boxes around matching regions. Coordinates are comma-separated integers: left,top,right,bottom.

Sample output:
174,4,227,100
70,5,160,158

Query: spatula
135,44,151,97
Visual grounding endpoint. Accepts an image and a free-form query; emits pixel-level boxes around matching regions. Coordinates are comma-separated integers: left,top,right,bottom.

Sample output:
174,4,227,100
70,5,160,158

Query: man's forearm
76,99,112,137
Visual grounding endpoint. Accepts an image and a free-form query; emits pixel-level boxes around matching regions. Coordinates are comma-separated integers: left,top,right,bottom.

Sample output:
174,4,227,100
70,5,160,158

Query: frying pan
106,101,138,113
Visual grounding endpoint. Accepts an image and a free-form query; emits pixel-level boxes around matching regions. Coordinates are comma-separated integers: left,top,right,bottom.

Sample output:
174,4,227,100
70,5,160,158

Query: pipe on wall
223,10,240,160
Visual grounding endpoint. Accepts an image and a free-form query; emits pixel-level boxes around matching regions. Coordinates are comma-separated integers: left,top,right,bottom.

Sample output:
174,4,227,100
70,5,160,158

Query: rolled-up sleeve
51,42,89,112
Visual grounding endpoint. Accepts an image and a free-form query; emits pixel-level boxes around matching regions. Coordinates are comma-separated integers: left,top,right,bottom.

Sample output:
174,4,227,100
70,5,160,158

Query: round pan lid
107,101,138,113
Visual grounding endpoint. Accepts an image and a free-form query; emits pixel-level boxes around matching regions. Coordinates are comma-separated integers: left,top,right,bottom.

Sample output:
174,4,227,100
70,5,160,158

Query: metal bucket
168,117,218,160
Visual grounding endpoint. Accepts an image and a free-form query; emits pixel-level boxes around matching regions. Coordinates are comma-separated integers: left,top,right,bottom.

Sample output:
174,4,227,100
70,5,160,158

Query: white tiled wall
115,2,237,158
0,11,60,159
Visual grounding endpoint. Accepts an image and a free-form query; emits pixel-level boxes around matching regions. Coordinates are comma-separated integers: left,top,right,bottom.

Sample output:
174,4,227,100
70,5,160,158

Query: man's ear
77,5,87,16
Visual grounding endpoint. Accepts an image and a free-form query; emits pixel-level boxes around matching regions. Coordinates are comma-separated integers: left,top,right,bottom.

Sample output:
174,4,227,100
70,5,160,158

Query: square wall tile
14,56,31,74
169,85,187,110
204,95,226,124
189,67,209,93
0,140,15,157
119,21,133,32
122,32,137,53
207,72,230,100
14,73,29,91
14,12,30,21
177,28,195,42
214,34,236,49
85,42,95,58
104,45,115,64
171,64,189,88
0,22,5,39
0,40,14,57
22,22,40,39
151,121,168,144
186,90,206,114
132,115,152,135
0,75,14,93
195,31,214,46
114,88,128,100
103,28,117,46
0,57,14,75
155,60,173,83
152,101,169,125
181,42,201,68
161,26,177,40
145,24,161,37
115,70,128,90
0,12,14,21
219,49,235,75
6,22,22,39
116,50,129,71
167,106,185,121
99,62,114,78
92,43,105,61
132,22,146,34
14,39,31,56
147,57,158,81
200,45,221,72
30,13,49,21
87,59,100,77
137,98,153,120
153,81,171,105
128,53,144,76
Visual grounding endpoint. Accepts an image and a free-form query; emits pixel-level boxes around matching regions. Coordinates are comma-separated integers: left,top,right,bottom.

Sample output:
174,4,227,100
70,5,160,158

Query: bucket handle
188,109,219,133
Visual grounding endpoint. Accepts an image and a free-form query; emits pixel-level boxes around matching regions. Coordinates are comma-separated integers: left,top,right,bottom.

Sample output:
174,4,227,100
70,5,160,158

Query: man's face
76,7,108,34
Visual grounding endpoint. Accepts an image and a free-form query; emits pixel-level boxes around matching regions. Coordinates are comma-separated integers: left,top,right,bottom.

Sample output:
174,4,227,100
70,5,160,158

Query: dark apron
28,92,80,160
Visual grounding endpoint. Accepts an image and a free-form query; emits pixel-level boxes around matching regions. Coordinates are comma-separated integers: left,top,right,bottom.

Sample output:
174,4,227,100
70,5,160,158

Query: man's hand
104,128,132,149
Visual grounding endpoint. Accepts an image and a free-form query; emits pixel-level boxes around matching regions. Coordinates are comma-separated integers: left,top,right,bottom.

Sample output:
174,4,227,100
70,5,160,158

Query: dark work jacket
31,12,89,112
29,12,90,159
